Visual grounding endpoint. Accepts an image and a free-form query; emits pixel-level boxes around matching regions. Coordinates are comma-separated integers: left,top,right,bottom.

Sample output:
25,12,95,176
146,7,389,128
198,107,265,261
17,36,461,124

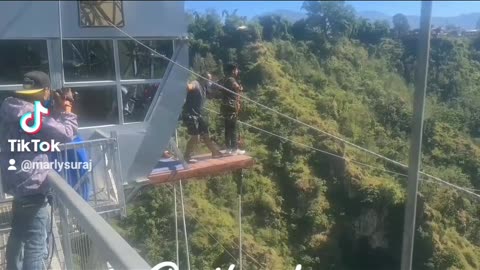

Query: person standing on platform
0,71,78,270
182,72,223,163
220,63,245,155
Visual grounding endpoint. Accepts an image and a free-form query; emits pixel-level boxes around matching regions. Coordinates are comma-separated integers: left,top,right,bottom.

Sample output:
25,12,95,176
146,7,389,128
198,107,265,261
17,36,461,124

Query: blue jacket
53,136,92,201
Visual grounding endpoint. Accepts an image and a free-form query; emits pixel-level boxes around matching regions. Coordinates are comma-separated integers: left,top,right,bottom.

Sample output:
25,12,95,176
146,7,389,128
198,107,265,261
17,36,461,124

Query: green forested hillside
118,2,480,269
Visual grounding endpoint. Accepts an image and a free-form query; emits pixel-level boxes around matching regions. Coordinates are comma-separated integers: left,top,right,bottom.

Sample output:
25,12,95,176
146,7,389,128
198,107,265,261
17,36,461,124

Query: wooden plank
148,154,254,184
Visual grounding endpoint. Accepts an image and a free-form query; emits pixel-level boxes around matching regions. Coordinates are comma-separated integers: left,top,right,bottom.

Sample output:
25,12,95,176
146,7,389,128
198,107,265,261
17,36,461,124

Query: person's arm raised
35,89,78,143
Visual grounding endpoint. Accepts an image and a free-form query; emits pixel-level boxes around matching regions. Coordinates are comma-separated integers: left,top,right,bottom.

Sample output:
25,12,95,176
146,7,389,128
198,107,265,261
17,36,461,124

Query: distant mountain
429,13,480,29
358,11,480,30
254,9,306,23
260,9,480,30
357,11,391,24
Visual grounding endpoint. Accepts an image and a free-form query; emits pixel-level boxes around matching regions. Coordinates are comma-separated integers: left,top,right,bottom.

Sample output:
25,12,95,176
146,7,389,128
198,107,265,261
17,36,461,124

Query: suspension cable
204,107,409,179
94,19,480,270
207,105,361,177
104,21,480,200
174,130,180,266
179,180,191,270
205,107,480,199
169,123,262,268
105,22,409,167
173,183,180,267
163,185,269,269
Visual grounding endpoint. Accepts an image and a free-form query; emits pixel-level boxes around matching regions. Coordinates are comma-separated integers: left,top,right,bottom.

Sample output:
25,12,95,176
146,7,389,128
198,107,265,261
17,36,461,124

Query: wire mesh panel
0,201,12,270
48,170,150,270
56,204,110,270
53,136,128,270
0,169,13,202
57,136,126,216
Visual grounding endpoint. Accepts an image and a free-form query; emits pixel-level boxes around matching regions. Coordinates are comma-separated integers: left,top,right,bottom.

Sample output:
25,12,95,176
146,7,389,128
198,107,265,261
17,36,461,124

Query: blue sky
185,1,480,18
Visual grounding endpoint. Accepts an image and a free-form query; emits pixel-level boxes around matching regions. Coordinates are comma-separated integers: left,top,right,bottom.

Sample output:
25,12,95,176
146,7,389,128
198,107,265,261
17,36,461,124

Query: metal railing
0,201,12,269
0,136,127,216
56,136,127,217
49,171,151,270
0,136,137,269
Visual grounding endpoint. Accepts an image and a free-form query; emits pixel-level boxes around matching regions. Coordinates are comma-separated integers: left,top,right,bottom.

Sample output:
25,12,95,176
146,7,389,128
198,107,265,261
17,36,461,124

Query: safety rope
97,15,480,269
163,188,256,267
238,173,243,270
205,107,409,178
205,106,480,199
173,131,180,267
179,180,191,270
173,183,180,267
103,20,480,200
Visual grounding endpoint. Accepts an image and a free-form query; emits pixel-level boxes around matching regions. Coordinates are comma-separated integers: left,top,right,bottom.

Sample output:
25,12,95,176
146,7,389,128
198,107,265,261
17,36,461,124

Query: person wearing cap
182,72,223,163
0,71,78,270
220,64,246,155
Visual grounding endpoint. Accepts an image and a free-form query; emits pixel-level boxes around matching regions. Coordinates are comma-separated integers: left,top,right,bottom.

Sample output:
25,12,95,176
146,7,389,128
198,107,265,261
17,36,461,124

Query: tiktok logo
19,101,49,135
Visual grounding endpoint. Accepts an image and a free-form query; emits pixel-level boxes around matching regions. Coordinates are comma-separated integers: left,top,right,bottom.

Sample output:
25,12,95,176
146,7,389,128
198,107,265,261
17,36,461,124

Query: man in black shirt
182,73,222,163
221,63,245,155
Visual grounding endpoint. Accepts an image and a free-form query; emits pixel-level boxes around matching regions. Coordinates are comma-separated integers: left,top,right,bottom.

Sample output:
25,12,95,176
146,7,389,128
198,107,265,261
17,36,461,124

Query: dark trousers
225,114,237,150
6,195,49,270
184,134,221,160
183,114,221,159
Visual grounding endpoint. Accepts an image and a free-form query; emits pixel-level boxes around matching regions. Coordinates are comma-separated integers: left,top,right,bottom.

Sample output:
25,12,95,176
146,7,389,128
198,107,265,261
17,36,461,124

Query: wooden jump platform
148,154,254,185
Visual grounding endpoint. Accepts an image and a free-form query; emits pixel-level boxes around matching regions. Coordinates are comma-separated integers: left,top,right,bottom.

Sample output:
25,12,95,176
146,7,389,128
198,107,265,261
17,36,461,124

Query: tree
122,9,480,270
221,8,238,19
190,9,224,41
291,18,309,41
192,52,220,75
355,19,390,45
221,11,259,50
302,1,356,42
392,13,410,38
258,15,292,41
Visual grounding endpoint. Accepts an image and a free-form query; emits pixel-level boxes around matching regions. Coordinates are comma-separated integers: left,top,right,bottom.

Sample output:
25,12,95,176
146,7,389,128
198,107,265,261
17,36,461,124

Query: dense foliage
118,2,480,269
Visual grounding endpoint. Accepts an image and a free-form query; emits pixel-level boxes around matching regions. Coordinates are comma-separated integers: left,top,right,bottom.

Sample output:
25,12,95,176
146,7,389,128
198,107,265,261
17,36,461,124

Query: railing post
111,131,127,217
58,203,75,270
0,167,4,201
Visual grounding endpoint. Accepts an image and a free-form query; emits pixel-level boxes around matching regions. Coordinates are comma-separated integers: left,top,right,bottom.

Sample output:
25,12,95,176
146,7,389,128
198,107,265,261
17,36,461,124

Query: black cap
17,71,51,95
